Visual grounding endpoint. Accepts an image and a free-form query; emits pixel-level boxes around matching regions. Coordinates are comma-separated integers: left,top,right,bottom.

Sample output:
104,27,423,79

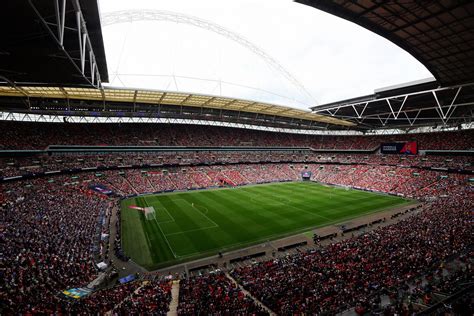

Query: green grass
121,181,413,270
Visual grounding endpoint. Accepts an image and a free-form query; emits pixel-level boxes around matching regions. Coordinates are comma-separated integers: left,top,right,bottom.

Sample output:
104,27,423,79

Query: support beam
28,0,102,88
311,82,474,128
312,82,474,113
180,94,193,105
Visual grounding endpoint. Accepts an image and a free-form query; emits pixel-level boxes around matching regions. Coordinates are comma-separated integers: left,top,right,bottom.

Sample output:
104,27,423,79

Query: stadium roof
1,1,472,132
312,79,474,129
0,86,355,129
299,0,474,130
297,0,474,86
0,0,108,87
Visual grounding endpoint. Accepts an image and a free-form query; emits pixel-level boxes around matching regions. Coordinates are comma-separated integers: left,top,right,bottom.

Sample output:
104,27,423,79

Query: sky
98,0,433,110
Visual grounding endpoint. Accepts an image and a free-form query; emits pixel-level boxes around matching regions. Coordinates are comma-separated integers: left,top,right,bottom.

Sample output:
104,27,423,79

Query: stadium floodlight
101,10,317,106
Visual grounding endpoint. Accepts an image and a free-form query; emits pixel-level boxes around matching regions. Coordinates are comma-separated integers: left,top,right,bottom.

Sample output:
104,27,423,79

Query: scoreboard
381,141,418,155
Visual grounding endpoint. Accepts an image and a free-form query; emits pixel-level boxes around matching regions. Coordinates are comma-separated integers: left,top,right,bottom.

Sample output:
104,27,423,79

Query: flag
129,205,145,211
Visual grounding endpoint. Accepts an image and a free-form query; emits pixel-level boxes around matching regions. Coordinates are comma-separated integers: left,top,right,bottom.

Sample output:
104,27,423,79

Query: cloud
99,0,432,110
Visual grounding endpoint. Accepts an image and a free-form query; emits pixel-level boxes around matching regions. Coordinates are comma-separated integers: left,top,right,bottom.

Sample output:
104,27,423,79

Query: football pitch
121,181,413,269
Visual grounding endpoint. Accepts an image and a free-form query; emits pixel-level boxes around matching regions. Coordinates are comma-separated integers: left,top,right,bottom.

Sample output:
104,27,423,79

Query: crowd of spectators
4,162,462,202
2,177,110,314
1,121,472,150
112,279,172,315
1,174,174,314
379,255,473,315
65,281,142,314
1,150,471,179
177,271,268,315
35,279,172,315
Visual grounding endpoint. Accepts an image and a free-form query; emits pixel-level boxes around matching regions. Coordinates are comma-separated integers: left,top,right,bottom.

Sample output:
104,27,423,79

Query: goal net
144,207,156,220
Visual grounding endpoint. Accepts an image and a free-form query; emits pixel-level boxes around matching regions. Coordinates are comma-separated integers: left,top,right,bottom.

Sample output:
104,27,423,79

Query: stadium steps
432,292,449,302
189,176,200,189
146,177,158,192
418,178,442,192
412,302,429,311
166,280,180,316
108,282,146,313
224,272,276,315
204,172,215,185
104,179,125,196
238,171,251,185
124,177,140,195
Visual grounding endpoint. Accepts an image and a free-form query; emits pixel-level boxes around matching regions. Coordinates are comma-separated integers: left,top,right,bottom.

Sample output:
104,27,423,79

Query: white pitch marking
165,225,219,236
173,198,220,228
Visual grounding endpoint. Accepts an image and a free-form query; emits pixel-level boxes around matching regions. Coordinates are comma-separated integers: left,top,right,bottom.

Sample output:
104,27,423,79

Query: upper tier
0,121,472,151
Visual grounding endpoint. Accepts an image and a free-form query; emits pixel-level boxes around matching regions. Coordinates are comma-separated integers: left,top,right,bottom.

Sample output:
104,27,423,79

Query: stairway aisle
225,272,276,316
167,280,180,316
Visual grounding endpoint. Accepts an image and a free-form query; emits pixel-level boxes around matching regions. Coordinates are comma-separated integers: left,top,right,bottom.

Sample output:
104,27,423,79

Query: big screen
381,141,418,155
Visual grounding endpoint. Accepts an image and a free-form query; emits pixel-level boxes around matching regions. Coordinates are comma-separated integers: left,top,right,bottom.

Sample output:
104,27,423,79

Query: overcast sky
99,0,432,110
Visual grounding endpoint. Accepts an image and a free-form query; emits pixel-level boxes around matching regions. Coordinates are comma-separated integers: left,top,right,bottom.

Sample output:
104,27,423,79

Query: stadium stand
0,121,473,150
177,271,268,315
2,177,110,313
1,151,471,180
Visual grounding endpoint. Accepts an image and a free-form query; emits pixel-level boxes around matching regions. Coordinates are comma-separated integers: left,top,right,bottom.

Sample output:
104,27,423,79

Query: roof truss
0,85,355,128
312,82,474,128
26,0,103,87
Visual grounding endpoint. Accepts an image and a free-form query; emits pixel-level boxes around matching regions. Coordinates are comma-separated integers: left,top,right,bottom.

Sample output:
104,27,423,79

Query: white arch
101,10,317,106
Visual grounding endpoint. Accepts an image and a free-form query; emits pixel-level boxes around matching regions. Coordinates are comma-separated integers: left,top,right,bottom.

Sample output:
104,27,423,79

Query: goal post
144,206,156,220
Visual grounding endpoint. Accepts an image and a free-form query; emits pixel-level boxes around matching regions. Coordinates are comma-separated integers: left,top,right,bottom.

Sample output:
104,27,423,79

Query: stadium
1,1,473,315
